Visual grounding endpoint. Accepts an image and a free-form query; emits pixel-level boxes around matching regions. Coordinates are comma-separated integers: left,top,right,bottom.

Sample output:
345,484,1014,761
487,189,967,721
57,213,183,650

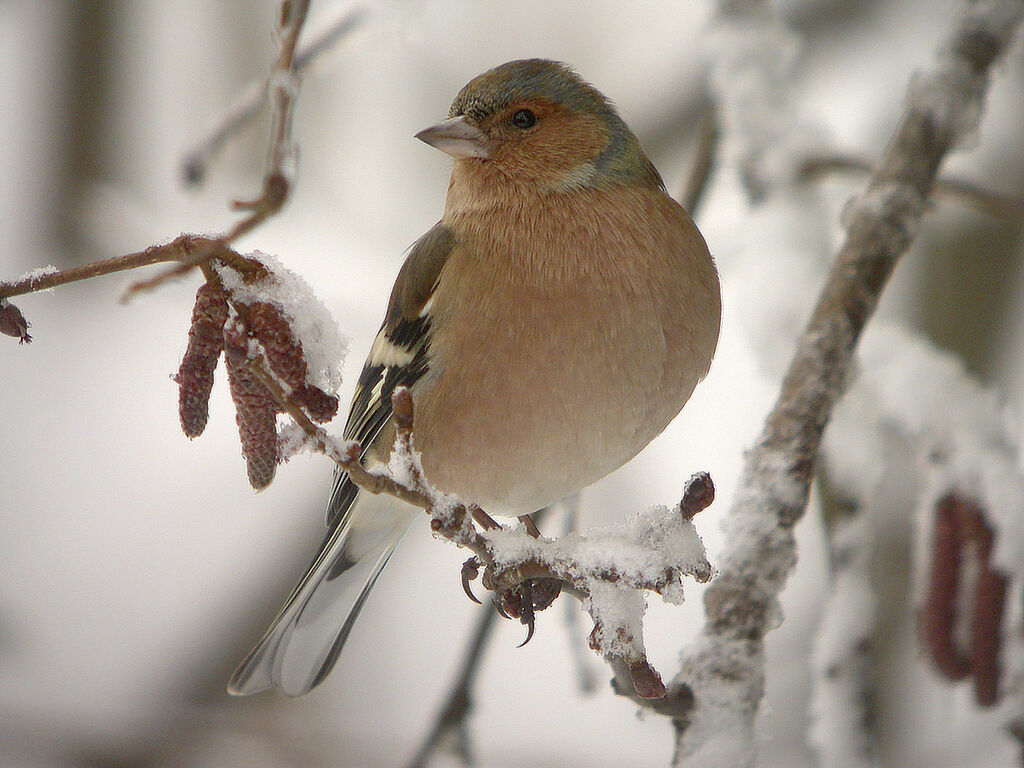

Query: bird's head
416,59,662,194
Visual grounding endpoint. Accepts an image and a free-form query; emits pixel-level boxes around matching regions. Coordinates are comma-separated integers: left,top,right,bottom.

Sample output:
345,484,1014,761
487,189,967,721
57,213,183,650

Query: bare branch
2,2,317,333
404,607,498,768
181,6,366,187
0,235,210,300
678,99,719,216
800,151,1024,220
672,1,1024,764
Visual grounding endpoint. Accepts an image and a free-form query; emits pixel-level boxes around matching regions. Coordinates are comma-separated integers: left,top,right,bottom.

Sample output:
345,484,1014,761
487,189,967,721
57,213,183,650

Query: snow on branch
808,502,877,768
670,1,1024,765
255,355,717,698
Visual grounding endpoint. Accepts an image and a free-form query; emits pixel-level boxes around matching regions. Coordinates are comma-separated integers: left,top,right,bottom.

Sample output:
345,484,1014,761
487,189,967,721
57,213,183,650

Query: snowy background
2,1,1024,766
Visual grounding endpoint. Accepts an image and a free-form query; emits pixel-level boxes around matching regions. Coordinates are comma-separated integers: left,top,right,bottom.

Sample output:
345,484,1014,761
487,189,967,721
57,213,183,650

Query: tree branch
1,0,315,331
181,6,366,187
671,1,1024,765
800,151,1024,220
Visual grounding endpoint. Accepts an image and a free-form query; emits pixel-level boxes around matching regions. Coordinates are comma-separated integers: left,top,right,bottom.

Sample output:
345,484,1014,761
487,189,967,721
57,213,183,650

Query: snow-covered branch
671,1,1024,765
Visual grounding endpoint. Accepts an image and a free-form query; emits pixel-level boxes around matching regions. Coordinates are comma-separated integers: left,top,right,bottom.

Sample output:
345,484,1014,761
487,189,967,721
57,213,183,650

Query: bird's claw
518,612,536,648
461,557,482,604
492,577,563,647
516,581,536,648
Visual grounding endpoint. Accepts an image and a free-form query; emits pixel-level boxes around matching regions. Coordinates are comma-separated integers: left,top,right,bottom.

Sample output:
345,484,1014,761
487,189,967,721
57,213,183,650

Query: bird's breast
411,186,720,514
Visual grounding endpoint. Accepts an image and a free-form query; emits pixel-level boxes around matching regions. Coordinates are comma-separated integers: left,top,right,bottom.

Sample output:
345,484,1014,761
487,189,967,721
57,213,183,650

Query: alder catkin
245,301,339,423
223,316,280,490
175,281,229,438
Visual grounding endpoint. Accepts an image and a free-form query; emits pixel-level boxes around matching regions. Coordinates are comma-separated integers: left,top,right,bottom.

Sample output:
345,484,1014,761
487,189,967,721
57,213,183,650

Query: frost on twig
672,1,1024,765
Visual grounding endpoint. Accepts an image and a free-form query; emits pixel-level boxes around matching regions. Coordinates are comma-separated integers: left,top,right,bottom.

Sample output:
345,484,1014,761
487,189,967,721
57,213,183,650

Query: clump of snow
838,183,925,246
718,448,802,600
584,582,647,661
705,10,829,196
468,503,710,670
675,633,761,768
215,250,348,394
483,503,710,600
278,421,313,462
383,430,465,535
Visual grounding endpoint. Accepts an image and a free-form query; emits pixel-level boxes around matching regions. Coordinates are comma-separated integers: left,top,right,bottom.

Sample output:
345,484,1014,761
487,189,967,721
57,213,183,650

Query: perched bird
228,58,721,696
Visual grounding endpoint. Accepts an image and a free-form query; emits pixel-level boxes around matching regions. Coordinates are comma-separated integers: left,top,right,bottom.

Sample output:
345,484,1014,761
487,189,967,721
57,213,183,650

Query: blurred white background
3,1,1024,766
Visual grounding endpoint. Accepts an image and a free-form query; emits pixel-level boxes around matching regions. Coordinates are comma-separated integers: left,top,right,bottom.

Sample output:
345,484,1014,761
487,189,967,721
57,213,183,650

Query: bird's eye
511,109,537,130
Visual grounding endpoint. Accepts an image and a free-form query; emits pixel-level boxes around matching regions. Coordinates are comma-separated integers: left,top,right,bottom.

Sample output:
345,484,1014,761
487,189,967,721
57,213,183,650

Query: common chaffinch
229,58,721,696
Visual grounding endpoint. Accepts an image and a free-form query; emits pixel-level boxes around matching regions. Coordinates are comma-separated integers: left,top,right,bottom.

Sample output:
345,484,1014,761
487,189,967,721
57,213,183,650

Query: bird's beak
415,116,491,160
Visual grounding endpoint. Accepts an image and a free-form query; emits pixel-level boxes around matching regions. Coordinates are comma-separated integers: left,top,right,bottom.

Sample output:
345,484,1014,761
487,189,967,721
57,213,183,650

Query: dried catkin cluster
175,277,339,490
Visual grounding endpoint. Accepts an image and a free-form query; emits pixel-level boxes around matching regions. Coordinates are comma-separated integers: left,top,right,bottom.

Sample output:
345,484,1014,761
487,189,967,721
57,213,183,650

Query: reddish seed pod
919,495,971,680
627,659,667,700
224,320,280,490
296,384,339,423
962,507,1009,707
246,302,306,391
175,281,229,438
0,299,31,343
243,301,339,423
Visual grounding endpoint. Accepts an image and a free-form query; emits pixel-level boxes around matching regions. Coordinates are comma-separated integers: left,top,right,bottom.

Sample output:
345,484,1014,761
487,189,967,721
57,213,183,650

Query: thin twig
227,0,308,234
404,607,498,768
0,236,198,300
405,501,560,768
133,0,316,295
801,151,1024,220
671,1,1024,765
182,6,365,187
2,1,315,319
679,98,719,216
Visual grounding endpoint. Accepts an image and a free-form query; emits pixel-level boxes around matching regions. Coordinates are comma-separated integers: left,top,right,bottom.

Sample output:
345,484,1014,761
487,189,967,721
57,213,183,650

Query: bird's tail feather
228,493,417,697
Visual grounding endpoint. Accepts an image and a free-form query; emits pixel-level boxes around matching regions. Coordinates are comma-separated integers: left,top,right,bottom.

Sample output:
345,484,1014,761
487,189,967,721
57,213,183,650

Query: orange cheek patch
506,112,610,186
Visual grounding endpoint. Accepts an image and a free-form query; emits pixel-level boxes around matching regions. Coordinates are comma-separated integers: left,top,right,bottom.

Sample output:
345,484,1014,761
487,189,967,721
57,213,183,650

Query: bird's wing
326,221,457,523
228,223,458,697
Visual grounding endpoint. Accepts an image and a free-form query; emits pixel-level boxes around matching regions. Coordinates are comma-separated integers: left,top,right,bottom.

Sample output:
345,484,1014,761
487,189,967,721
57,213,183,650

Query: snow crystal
215,251,349,394
15,265,59,291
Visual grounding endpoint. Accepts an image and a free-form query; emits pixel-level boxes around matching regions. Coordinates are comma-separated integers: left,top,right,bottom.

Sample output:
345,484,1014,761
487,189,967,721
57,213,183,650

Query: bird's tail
228,493,418,696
